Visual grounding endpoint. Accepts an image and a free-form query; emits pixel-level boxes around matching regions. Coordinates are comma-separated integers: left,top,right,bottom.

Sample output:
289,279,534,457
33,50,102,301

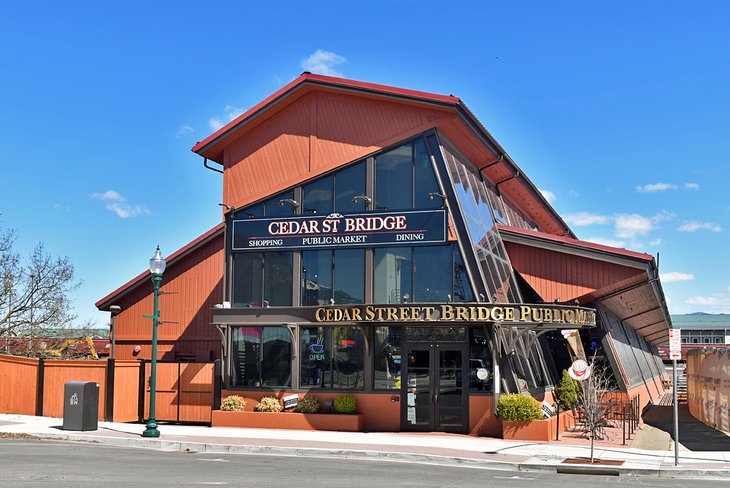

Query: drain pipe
203,157,224,175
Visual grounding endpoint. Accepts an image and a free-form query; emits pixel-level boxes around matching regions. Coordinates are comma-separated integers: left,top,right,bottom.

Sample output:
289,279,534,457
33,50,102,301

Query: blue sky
1,1,729,329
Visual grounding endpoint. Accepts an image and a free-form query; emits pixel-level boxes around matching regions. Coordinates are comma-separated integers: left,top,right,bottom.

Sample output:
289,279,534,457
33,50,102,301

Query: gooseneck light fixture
278,198,300,208
351,195,372,205
142,245,166,438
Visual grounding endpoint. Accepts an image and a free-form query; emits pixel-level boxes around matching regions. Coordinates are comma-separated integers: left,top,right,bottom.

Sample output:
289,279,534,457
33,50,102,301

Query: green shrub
254,396,282,413
554,370,579,410
496,394,542,421
333,395,357,414
220,395,246,412
293,396,320,414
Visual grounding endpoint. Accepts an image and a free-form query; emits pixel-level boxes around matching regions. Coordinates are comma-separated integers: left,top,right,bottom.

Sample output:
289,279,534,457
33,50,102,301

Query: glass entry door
401,343,467,433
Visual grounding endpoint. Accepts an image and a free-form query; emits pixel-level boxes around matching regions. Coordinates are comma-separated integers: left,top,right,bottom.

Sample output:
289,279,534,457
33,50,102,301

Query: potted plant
497,393,548,441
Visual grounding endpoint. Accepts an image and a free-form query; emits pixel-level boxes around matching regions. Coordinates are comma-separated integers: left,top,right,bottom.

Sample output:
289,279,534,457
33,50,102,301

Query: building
96,74,671,435
656,314,730,361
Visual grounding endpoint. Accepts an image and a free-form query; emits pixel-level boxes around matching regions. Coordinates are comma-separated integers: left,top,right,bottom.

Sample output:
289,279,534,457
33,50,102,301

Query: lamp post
109,305,121,359
142,246,166,438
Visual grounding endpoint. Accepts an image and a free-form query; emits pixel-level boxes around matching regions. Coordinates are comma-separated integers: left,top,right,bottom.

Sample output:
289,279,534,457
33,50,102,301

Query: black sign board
232,210,447,250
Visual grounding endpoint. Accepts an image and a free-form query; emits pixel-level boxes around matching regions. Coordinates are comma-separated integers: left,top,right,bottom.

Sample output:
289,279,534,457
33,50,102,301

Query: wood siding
112,233,224,362
42,360,108,419
222,91,453,210
112,360,143,422
0,354,38,415
504,241,645,302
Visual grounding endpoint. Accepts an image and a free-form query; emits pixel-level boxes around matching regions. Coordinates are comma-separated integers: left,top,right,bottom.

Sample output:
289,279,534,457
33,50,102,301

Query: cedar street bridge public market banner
232,210,446,250
314,303,597,329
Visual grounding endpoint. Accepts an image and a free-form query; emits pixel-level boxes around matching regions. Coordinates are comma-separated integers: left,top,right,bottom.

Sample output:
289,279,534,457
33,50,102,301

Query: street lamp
142,245,166,438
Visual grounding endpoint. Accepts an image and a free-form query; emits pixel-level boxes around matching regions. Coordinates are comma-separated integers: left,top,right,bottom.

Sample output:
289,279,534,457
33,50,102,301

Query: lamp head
149,245,166,276
278,198,300,208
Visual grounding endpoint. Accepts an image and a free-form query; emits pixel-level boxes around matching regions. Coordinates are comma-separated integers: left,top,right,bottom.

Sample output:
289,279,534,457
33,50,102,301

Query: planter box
501,410,576,441
212,410,365,432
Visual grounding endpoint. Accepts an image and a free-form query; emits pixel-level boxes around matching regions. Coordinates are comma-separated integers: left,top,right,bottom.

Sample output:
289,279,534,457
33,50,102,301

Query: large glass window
231,326,292,387
375,139,441,212
264,252,292,306
233,252,291,307
333,249,364,304
374,244,473,304
469,327,493,391
302,249,364,305
300,326,364,389
373,326,402,390
302,250,332,305
374,247,412,303
335,162,367,213
413,246,452,302
232,253,263,307
303,176,333,215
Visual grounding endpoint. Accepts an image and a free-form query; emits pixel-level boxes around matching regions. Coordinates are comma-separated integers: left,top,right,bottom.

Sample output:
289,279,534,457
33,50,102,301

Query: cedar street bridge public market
96,73,671,436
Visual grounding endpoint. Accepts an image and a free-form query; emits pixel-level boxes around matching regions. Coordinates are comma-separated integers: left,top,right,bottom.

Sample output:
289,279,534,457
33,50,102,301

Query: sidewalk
2,413,730,479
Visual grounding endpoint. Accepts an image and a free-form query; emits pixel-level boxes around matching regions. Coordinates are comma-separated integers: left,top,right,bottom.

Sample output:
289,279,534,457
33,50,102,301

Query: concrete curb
16,431,730,480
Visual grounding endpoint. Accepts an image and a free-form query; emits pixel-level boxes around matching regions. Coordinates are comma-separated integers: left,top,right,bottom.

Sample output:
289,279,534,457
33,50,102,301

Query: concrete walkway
1,411,729,480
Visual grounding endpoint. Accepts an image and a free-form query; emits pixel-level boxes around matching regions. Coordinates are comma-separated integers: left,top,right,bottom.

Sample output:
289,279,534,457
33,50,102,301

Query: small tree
575,356,614,462
1,226,81,356
554,370,579,411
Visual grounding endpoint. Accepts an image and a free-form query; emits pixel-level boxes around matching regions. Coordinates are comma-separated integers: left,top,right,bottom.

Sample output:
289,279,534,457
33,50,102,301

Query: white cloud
685,286,730,313
614,213,654,238
91,190,151,219
209,105,245,131
676,221,722,233
660,272,695,283
564,211,610,226
539,189,556,203
175,124,193,139
585,236,626,248
636,182,676,193
301,49,347,77
650,238,663,246
684,182,700,190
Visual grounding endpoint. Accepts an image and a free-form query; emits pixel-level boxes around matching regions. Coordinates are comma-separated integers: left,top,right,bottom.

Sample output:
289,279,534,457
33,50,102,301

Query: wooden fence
0,354,219,424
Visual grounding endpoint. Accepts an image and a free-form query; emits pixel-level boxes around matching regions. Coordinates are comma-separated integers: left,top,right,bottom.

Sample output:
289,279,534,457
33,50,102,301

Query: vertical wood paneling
504,242,643,302
221,91,452,211
179,363,214,423
42,360,107,419
112,360,142,422
0,354,38,415
113,233,223,361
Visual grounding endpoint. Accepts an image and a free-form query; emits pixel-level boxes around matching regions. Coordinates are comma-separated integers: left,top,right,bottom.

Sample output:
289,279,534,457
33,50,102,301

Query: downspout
203,157,224,175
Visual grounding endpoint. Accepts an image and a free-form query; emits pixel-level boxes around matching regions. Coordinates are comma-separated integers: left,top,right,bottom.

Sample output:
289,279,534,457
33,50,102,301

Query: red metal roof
95,223,224,310
191,72,461,161
496,223,654,263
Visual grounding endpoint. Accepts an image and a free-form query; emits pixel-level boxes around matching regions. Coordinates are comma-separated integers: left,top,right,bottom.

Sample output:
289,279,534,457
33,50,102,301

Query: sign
314,303,596,327
283,394,299,410
669,328,682,360
232,210,446,250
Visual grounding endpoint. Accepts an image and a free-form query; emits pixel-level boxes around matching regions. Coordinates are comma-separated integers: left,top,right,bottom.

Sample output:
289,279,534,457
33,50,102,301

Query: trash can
62,382,99,431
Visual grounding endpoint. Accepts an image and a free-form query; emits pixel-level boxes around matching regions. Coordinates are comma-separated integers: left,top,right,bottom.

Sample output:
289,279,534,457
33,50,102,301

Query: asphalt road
0,438,728,487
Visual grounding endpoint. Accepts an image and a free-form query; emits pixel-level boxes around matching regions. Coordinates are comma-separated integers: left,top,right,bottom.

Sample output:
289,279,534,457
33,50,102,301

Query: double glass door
401,343,467,433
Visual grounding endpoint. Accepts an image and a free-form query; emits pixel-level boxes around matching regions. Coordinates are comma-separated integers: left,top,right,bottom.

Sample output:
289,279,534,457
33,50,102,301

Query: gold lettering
386,307,398,321
475,307,488,321
544,309,552,322
315,308,325,322
491,306,505,321
531,307,543,322
564,310,575,323
400,307,410,321
422,307,435,320
364,306,375,321
455,306,468,321
351,308,362,321
576,309,587,324
441,305,454,320
520,306,532,321
505,307,515,321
